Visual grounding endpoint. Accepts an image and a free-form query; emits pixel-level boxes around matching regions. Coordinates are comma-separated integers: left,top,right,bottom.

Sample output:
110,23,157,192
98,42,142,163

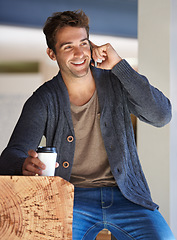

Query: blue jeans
72,186,175,240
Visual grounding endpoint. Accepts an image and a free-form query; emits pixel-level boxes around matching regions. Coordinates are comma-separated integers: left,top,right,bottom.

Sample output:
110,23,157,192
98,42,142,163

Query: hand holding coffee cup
36,147,57,176
22,147,58,176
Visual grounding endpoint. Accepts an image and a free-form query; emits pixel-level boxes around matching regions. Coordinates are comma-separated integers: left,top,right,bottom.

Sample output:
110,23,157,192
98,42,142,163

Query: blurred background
0,0,177,239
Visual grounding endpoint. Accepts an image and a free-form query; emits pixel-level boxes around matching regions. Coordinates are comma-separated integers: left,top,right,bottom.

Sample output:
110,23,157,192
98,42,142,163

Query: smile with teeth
72,60,85,65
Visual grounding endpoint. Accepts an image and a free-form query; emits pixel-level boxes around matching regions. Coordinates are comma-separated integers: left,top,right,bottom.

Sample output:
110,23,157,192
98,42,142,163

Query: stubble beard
60,59,91,80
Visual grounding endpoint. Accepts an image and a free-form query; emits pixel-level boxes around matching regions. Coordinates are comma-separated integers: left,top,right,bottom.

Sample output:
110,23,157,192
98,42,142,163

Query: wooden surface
0,176,74,240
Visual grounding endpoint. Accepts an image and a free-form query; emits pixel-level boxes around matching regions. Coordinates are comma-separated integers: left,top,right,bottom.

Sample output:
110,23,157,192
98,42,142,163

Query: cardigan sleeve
111,60,172,127
0,92,47,175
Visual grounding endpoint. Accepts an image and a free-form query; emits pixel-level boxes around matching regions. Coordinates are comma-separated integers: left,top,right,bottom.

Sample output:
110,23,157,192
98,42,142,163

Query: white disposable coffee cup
36,147,57,176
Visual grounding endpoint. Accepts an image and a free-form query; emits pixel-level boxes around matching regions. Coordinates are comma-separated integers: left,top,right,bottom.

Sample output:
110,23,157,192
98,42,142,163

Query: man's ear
46,48,56,61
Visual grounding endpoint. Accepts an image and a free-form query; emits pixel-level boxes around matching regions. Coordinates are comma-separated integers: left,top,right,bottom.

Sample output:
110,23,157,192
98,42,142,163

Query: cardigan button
63,161,70,168
67,135,74,143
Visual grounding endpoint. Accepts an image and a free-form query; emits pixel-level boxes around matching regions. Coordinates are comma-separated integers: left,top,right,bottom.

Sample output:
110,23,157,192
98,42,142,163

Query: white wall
170,0,177,234
138,0,177,237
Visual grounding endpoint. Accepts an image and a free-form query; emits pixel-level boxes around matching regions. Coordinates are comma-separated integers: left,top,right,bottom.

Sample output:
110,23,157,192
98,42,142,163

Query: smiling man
0,10,175,240
47,27,91,78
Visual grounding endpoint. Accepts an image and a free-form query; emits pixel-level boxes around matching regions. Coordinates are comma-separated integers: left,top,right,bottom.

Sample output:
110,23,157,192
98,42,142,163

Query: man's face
52,26,91,79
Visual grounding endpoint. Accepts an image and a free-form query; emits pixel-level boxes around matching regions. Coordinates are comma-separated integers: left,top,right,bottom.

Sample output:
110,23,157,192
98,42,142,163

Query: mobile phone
89,40,95,65
89,40,102,67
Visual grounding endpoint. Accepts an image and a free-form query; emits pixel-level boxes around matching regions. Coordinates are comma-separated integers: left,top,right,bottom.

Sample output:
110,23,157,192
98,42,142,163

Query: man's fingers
22,150,46,176
25,161,43,175
90,42,122,69
92,47,106,62
28,149,38,158
27,149,46,170
55,162,59,168
30,157,46,170
23,169,36,176
23,149,59,176
23,159,42,175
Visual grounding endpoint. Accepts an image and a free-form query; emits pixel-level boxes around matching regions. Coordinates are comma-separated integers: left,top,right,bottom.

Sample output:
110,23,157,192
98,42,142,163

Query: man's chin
71,68,90,78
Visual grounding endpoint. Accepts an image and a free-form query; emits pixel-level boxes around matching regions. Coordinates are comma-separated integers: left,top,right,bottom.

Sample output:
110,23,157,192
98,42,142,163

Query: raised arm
90,41,171,127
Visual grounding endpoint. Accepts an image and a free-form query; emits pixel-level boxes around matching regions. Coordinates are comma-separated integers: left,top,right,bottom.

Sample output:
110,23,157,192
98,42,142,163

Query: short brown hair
43,10,90,52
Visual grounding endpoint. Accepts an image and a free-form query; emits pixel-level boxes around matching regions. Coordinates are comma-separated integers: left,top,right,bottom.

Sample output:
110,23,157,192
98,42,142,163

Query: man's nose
73,47,84,58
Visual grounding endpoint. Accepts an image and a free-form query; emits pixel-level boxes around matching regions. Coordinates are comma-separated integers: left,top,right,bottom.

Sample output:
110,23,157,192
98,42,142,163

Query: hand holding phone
89,41,122,69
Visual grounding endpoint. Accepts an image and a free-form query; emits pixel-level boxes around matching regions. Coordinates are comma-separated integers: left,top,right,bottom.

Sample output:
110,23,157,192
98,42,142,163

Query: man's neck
61,69,96,106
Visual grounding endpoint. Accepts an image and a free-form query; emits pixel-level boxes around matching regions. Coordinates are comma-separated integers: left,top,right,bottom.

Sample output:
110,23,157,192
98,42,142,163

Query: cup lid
36,146,57,153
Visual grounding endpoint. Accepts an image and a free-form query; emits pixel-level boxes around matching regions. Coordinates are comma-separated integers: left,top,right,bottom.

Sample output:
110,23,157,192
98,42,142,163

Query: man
0,10,175,239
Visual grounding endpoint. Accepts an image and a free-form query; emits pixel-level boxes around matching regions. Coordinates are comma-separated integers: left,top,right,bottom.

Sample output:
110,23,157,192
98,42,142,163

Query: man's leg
72,186,175,240
105,187,175,240
72,187,104,240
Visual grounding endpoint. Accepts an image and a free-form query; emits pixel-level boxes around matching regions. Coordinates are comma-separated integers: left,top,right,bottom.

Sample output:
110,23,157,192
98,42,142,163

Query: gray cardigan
0,60,171,210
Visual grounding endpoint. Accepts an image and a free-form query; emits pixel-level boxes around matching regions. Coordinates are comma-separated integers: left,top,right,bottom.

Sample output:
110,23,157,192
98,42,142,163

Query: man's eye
81,42,88,46
64,46,72,50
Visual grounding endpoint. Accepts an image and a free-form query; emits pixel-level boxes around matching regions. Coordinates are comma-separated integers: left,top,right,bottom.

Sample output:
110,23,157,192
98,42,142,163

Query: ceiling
0,0,138,38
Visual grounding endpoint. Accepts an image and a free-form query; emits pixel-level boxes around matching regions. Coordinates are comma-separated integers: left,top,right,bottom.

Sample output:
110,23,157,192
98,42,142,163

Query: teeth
73,60,84,65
